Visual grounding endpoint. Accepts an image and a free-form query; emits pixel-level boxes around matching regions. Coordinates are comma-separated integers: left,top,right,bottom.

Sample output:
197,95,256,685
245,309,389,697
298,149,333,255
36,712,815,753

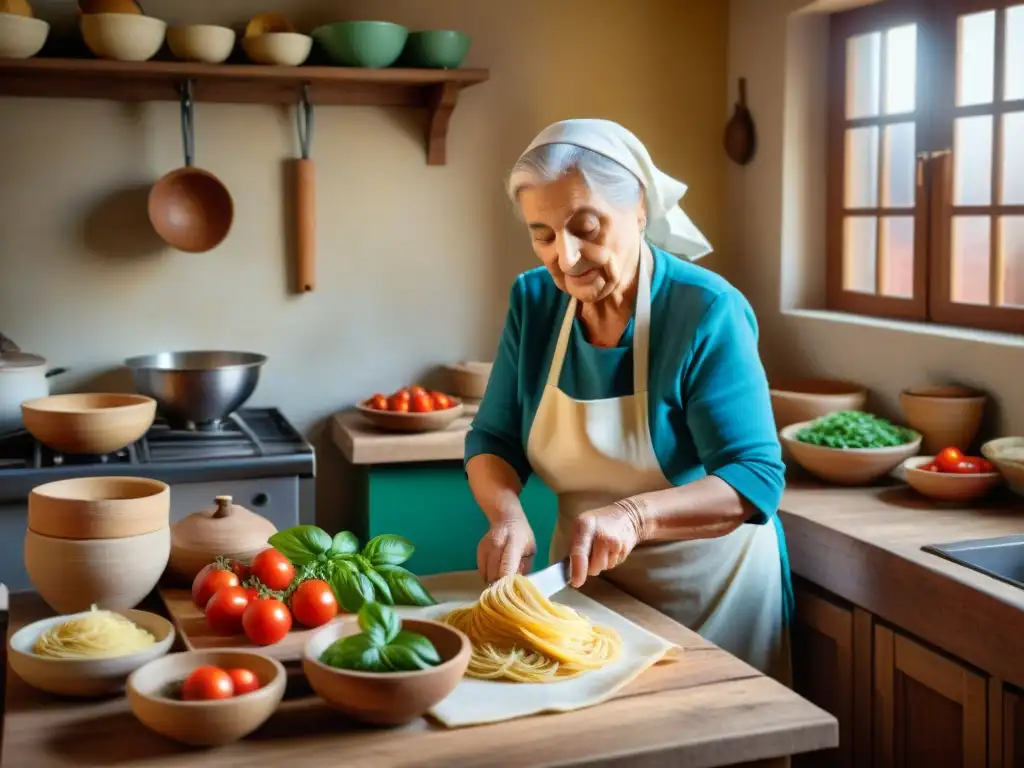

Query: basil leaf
380,644,432,671
328,531,359,557
376,564,437,606
362,534,415,567
320,634,384,672
268,526,333,565
329,561,375,613
357,602,400,646
354,556,394,604
392,629,441,666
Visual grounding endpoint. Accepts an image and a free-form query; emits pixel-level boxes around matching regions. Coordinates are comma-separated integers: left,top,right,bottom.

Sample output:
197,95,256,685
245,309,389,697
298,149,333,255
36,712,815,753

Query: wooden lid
170,495,277,559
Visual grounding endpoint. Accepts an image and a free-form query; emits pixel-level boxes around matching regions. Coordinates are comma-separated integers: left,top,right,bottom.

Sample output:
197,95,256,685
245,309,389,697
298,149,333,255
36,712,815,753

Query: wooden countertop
330,405,476,465
1,581,836,768
780,478,1024,690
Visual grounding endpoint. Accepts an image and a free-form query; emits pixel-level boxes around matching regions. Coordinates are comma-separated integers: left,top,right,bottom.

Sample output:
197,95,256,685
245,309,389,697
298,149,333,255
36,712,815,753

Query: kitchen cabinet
873,624,988,768
1005,686,1024,768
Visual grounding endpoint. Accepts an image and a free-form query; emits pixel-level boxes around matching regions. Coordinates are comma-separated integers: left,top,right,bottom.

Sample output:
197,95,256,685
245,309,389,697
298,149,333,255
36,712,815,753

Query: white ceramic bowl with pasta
7,608,175,697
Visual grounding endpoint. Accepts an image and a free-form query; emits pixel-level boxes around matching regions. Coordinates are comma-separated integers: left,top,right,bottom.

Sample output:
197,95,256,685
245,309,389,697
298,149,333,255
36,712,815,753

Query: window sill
780,308,1024,349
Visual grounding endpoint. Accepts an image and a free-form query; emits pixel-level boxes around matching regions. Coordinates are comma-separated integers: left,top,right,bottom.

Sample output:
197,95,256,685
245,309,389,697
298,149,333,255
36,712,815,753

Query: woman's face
518,171,644,303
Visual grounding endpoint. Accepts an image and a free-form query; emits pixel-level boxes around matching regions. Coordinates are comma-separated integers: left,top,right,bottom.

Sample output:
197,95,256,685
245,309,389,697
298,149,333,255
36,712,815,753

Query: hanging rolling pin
724,77,757,166
295,86,316,293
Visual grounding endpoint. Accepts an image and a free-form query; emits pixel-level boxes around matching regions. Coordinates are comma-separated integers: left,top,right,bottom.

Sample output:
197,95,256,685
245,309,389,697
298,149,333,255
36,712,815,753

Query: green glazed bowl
311,20,409,68
403,29,471,69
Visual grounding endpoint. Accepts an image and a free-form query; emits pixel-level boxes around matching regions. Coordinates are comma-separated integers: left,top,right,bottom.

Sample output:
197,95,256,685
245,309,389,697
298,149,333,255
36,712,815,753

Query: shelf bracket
426,81,461,166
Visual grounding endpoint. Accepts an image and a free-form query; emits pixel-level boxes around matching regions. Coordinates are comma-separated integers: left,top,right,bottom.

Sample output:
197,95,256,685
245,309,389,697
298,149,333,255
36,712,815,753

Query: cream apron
525,246,791,683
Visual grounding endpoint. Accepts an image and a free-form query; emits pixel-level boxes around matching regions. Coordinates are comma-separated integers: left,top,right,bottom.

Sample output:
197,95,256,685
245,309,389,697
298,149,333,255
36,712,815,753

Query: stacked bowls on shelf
0,0,50,59
78,0,167,62
312,21,471,68
241,12,311,66
24,476,171,613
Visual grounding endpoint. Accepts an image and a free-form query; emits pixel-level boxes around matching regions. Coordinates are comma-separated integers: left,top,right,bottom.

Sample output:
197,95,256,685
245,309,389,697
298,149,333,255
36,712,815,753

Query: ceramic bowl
356,397,464,433
28,476,170,540
21,393,156,454
24,526,170,613
901,455,1003,502
769,379,868,430
8,609,175,697
780,420,922,485
304,617,470,725
899,385,987,454
443,362,492,400
80,13,166,62
0,12,49,59
981,437,1024,497
242,31,312,66
312,20,408,68
167,24,236,63
127,650,286,746
402,29,471,68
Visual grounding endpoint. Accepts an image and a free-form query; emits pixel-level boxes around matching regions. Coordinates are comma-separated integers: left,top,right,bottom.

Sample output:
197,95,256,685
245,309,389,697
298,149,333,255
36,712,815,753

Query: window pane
958,11,996,107
885,25,917,114
883,123,916,207
954,116,993,205
1006,4,1024,101
847,32,881,118
880,217,915,298
845,127,879,208
1001,112,1024,204
951,216,991,305
1000,217,1024,307
843,217,878,293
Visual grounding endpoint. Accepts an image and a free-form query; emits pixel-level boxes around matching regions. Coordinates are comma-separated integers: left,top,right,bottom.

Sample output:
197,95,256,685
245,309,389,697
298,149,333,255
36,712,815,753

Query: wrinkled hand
478,515,537,583
569,498,647,588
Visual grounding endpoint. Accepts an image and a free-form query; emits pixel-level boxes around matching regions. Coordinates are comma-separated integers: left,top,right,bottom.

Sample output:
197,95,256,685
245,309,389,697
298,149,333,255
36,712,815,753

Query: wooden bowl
769,379,868,430
28,476,169,540
0,11,49,58
899,385,987,454
779,420,922,486
80,13,166,62
443,361,492,400
981,437,1024,498
127,650,286,746
21,393,156,454
8,609,175,697
303,617,470,726
242,32,312,65
167,24,236,63
901,456,1003,502
356,398,464,433
148,167,234,254
24,526,170,614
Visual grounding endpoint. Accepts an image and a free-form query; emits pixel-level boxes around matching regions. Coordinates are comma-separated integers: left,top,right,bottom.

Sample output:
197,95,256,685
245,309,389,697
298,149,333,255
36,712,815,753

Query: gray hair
507,143,643,210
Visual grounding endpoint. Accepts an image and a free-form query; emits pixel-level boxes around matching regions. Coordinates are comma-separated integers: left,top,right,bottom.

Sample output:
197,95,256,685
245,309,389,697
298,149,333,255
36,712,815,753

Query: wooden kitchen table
2,582,836,768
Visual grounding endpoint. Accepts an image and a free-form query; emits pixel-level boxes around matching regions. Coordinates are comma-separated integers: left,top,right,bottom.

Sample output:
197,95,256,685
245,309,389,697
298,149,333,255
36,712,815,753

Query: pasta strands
34,605,156,659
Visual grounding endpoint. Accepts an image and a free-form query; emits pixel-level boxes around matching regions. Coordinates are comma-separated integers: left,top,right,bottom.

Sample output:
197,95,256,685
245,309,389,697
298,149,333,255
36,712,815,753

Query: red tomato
431,392,453,410
205,586,251,635
391,388,412,402
935,446,965,473
368,393,388,410
242,597,292,646
290,579,338,628
250,549,296,591
181,665,234,700
953,458,983,474
388,396,410,413
191,566,240,610
410,392,434,413
244,585,260,603
919,462,939,472
978,458,994,473
226,668,262,695
408,385,427,397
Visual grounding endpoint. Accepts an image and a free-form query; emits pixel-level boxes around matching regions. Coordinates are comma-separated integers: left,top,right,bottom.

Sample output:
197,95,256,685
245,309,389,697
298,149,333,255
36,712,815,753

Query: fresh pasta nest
33,605,157,659
442,574,622,682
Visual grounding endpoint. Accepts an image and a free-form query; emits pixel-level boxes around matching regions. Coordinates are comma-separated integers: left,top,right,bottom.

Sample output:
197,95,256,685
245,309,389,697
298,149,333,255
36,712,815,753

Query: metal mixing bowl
123,351,266,427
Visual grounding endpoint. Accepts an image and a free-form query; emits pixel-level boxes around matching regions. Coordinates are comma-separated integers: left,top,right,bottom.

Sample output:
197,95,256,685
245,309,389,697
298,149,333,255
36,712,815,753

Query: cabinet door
874,624,988,768
1006,686,1024,768
792,580,855,768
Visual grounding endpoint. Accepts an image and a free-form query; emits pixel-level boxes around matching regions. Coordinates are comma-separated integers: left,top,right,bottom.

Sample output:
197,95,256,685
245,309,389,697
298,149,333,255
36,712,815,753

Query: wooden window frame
827,0,1024,335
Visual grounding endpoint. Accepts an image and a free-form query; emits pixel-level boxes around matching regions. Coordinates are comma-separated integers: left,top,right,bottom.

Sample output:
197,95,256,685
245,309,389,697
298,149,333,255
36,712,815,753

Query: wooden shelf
0,58,489,165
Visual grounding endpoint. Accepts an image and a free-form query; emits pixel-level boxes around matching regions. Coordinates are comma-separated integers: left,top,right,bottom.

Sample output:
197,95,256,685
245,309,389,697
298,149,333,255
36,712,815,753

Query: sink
922,535,1024,590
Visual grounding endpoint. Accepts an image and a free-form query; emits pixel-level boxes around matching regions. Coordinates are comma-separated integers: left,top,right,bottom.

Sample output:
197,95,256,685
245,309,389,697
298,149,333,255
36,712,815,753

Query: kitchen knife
525,558,570,598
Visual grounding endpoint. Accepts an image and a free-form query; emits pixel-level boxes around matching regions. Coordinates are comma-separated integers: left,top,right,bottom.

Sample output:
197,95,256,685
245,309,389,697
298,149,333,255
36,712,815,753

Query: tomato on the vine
204,586,251,635
181,666,234,700
227,668,262,695
191,565,240,609
242,597,292,645
249,549,295,591
290,579,338,628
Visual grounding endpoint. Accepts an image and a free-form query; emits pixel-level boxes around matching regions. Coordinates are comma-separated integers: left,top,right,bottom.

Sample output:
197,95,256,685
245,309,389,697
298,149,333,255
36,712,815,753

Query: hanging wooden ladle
293,85,316,293
148,80,234,253
724,77,757,166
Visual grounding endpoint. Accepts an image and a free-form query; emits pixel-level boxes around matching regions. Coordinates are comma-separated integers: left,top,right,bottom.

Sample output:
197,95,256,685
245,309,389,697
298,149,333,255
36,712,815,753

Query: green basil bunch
267,526,436,613
319,602,442,673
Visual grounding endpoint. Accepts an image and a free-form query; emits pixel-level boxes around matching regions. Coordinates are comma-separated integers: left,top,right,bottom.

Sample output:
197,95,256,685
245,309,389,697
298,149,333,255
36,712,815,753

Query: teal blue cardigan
465,246,792,619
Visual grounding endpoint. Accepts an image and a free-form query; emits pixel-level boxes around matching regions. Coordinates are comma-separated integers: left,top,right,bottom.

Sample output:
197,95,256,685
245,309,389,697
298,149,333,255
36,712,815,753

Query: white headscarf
518,118,713,261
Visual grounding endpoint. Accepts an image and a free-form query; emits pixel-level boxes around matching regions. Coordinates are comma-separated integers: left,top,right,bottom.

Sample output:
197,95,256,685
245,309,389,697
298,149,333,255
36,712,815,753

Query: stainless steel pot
123,350,266,427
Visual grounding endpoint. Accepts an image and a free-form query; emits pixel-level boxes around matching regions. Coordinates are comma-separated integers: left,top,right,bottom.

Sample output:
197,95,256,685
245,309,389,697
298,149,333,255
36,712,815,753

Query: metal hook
178,79,196,168
297,84,314,160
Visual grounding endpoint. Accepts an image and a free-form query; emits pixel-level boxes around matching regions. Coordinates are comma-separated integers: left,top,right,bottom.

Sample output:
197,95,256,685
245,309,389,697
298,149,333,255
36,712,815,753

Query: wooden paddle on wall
724,77,757,166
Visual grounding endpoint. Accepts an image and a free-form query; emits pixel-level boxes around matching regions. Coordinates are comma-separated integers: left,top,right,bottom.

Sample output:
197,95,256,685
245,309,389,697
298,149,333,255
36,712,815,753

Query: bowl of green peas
780,411,922,485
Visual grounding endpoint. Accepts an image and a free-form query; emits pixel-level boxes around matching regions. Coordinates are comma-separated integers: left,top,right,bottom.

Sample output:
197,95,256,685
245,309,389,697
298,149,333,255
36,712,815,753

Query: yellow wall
0,0,729,444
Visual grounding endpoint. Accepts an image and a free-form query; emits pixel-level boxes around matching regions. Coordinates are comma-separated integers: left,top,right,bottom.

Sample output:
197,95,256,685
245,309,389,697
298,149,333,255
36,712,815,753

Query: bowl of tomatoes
127,650,286,746
357,385,464,433
901,447,1003,502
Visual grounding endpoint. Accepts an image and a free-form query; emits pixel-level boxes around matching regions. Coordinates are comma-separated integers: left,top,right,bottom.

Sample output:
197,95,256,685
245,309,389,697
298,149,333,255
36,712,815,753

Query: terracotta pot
769,379,868,430
899,385,986,454
168,495,277,582
28,476,169,540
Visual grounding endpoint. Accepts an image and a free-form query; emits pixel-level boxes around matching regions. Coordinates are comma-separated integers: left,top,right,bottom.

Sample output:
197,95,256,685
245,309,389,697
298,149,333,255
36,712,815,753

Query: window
828,0,1024,334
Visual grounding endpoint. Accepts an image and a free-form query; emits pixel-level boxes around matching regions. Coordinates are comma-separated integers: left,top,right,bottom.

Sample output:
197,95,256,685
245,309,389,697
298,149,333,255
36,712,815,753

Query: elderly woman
464,119,791,681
